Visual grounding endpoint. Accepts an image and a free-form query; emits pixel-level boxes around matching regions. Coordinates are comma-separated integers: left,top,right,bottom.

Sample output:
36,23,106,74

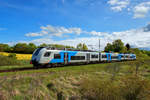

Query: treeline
1,39,150,56
0,43,37,54
0,43,88,54
104,39,150,58
104,39,131,53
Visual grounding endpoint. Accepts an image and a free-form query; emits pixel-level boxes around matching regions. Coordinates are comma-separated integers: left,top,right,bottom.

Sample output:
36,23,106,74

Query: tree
126,43,130,51
104,43,114,52
77,43,88,50
112,39,125,53
0,44,10,52
104,39,127,53
77,43,83,50
13,43,28,53
82,43,88,50
65,45,75,49
27,43,37,54
38,43,48,47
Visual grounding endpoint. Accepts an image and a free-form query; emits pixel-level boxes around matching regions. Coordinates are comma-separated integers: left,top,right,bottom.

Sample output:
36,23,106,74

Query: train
30,47,136,68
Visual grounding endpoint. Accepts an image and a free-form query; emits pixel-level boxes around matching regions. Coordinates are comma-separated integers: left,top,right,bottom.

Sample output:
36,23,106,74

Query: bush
8,53,17,59
80,78,121,100
79,75,150,100
0,55,20,66
105,63,121,80
120,75,150,100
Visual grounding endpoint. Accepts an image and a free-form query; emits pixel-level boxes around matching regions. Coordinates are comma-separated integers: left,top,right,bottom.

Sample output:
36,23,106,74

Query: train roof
40,47,99,53
38,47,136,55
45,49,99,54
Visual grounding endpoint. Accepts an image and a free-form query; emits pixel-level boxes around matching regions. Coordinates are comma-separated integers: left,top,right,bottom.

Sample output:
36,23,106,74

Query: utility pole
98,38,101,62
99,38,100,52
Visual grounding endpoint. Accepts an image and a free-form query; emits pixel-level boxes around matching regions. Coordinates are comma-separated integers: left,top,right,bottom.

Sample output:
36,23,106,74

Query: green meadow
0,48,150,100
0,60,150,100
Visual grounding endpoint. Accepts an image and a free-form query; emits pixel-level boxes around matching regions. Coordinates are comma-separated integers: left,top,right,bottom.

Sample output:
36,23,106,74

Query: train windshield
44,52,51,57
33,48,43,56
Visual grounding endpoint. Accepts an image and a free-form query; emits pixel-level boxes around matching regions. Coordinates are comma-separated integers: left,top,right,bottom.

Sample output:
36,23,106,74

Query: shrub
105,63,121,80
0,55,20,66
8,53,17,59
79,75,150,100
80,78,121,100
119,75,150,100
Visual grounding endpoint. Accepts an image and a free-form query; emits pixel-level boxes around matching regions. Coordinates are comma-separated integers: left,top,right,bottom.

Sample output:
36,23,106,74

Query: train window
54,54,61,59
102,55,107,58
130,56,135,58
91,55,98,58
33,48,43,56
80,56,85,60
71,56,85,60
111,56,118,59
125,55,129,58
44,52,51,57
121,55,124,58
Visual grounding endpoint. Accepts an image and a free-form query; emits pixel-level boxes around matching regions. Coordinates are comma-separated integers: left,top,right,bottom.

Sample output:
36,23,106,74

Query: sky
0,0,150,50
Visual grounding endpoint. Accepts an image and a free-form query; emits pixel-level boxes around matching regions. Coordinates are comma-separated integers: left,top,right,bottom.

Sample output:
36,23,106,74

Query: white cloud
25,32,44,37
133,2,150,18
108,0,118,5
25,25,83,37
25,25,108,37
89,31,108,37
102,24,150,49
108,0,129,12
24,23,150,50
24,37,106,51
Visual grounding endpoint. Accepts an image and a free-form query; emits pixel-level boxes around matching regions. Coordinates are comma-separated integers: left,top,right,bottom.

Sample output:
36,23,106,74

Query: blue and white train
30,47,136,68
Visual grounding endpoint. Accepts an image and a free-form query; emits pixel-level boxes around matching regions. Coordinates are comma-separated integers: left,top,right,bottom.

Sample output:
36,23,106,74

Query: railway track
0,61,134,73
0,67,49,73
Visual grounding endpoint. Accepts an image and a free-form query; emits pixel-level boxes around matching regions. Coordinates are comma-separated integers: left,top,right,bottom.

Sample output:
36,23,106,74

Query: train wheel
33,64,39,69
33,63,42,69
45,64,51,68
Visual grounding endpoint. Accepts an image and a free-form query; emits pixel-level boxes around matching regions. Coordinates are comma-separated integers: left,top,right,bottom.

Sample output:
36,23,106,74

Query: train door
118,54,121,61
107,53,111,62
87,53,90,63
109,54,111,61
64,52,68,64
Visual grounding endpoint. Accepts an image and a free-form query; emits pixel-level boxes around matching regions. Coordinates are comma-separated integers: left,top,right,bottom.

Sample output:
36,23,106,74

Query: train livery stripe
50,52,64,63
106,53,111,61
118,54,122,61
68,51,78,62
50,51,78,63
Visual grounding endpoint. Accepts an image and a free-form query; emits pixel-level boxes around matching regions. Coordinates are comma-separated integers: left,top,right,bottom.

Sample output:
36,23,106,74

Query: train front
30,47,45,67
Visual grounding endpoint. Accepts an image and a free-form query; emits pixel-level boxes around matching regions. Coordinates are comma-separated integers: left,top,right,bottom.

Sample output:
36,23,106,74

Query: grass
0,64,32,70
0,63,107,76
1,50,150,99
0,54,30,66
0,60,150,100
0,63,109,100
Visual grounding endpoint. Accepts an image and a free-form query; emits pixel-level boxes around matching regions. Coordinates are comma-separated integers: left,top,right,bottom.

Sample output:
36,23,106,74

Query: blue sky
0,0,150,50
